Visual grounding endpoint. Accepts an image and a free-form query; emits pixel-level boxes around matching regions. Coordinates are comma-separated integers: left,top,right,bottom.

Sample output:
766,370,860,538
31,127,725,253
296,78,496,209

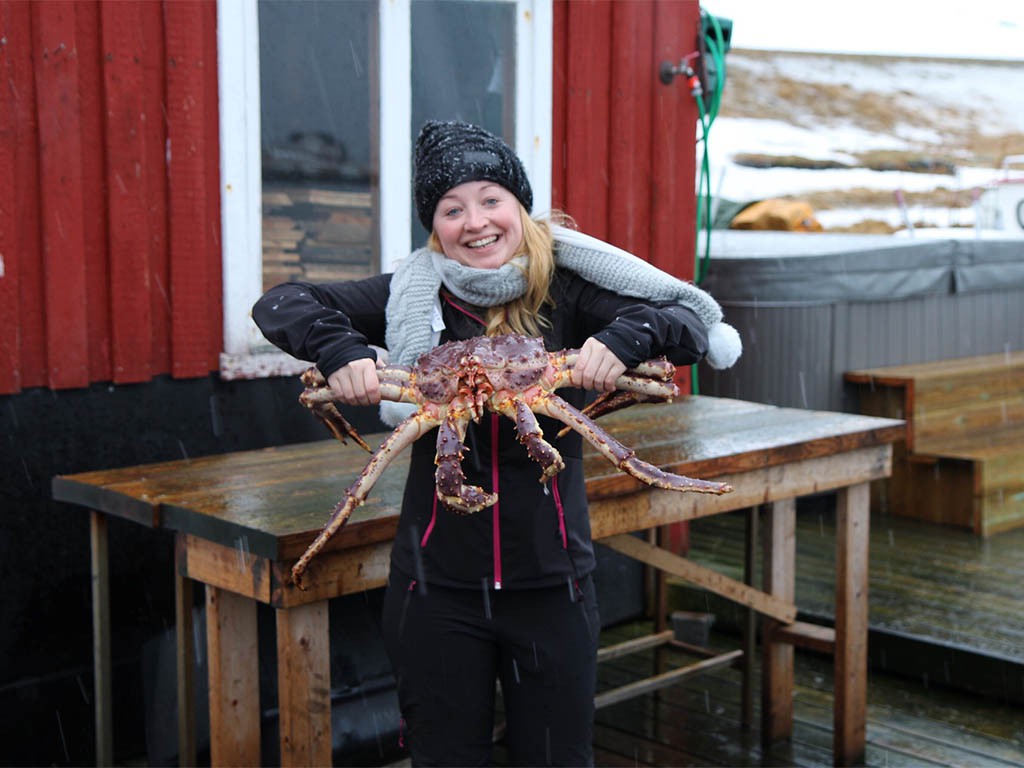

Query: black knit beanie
413,120,533,231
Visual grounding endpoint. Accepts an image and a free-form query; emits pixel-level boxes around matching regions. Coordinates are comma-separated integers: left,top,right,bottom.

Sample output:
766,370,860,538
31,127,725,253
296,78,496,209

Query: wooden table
53,396,903,767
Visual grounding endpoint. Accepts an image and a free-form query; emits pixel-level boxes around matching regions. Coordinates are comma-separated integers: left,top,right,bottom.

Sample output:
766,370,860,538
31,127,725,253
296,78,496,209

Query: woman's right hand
327,358,381,406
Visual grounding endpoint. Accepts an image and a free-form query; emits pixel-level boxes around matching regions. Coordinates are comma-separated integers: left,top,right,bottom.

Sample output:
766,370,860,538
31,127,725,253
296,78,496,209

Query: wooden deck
572,503,1024,766
405,506,1024,767
673,505,1024,704
381,613,1024,768
591,620,1024,767
371,503,1024,768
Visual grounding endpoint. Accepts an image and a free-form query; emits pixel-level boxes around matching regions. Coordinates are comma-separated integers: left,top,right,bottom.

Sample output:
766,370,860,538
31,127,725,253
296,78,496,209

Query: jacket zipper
491,412,502,589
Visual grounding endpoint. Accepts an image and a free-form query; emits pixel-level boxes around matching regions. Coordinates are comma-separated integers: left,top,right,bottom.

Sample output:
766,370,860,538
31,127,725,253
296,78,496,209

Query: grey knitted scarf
380,225,741,425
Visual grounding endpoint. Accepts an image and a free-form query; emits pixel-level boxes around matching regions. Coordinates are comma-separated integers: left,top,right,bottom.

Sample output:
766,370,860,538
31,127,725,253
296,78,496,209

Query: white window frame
218,0,552,379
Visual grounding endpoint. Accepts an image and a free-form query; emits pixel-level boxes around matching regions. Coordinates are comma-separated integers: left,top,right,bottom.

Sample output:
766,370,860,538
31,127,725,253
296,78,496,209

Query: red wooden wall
552,0,700,278
0,0,221,396
0,0,698,398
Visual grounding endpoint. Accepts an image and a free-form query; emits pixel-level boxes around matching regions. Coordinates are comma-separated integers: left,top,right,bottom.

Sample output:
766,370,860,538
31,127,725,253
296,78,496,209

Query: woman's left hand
571,337,627,392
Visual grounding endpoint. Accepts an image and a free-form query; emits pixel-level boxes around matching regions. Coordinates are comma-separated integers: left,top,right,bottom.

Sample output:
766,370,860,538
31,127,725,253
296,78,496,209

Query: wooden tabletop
53,396,904,561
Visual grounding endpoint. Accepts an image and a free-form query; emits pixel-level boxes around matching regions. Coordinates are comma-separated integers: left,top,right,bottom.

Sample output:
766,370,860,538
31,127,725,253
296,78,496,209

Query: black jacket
253,266,708,590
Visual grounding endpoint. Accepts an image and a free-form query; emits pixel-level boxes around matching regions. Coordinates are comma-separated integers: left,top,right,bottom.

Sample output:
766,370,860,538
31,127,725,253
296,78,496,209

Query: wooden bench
845,351,1024,536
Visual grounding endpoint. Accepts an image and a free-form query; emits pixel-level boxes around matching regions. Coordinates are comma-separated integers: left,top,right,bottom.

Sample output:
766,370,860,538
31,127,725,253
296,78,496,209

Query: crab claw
497,397,564,481
299,368,373,452
435,412,497,513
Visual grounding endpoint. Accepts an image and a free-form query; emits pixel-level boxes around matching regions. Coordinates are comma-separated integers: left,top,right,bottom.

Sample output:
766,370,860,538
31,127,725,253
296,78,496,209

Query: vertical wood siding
2,0,694,396
553,0,700,277
0,0,220,395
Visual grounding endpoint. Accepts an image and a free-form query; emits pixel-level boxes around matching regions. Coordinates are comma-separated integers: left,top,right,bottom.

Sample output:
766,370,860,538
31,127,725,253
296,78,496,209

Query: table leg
174,570,196,766
206,586,261,766
834,482,870,766
276,601,332,767
90,511,113,767
761,498,795,747
741,506,758,728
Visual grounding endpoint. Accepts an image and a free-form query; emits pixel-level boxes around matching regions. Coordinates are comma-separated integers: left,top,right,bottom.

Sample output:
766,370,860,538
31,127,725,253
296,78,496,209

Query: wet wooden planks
674,507,1024,698
592,621,1024,767
54,395,903,554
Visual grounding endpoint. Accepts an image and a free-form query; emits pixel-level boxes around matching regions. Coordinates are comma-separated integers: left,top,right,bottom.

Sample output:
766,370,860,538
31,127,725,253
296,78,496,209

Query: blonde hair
428,205,576,337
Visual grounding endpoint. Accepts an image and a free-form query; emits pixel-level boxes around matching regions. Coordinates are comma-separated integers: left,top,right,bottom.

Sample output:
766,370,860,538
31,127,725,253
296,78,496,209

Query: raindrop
235,536,250,571
178,440,190,461
481,578,492,619
153,275,171,311
409,527,427,589
209,395,223,437
348,40,363,78
887,528,895,547
306,47,337,138
55,710,69,763
76,674,89,704
512,658,520,683
193,617,205,665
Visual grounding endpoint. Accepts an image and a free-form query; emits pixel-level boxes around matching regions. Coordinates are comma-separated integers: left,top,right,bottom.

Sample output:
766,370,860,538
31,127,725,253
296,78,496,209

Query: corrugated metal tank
697,232,1024,413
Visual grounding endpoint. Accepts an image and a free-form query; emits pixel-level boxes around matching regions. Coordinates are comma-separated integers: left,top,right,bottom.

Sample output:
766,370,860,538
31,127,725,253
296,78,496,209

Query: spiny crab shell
291,333,732,589
415,334,550,404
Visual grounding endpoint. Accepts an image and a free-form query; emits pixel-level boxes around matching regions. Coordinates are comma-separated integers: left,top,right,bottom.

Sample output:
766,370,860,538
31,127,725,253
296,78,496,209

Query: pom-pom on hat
414,120,533,231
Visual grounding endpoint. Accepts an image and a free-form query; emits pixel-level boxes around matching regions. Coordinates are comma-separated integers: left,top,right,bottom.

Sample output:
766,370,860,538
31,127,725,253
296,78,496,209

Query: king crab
292,333,732,589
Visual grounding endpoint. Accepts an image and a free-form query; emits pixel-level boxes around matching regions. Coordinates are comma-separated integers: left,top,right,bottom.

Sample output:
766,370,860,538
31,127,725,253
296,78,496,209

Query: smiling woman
250,118,728,765
431,182,525,269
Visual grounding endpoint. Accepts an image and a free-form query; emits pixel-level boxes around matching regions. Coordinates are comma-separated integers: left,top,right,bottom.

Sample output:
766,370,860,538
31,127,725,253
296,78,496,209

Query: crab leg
495,396,565,481
544,364,680,400
435,411,497,513
556,390,668,438
530,393,733,495
292,409,443,589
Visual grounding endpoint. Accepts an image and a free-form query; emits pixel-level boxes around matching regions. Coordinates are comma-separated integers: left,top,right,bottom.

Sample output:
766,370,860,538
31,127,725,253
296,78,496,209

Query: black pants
382,573,600,767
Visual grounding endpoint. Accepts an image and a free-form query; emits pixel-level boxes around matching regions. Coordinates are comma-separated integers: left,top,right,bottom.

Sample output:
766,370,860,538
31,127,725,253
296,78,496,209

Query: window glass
259,0,376,291
410,0,516,245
